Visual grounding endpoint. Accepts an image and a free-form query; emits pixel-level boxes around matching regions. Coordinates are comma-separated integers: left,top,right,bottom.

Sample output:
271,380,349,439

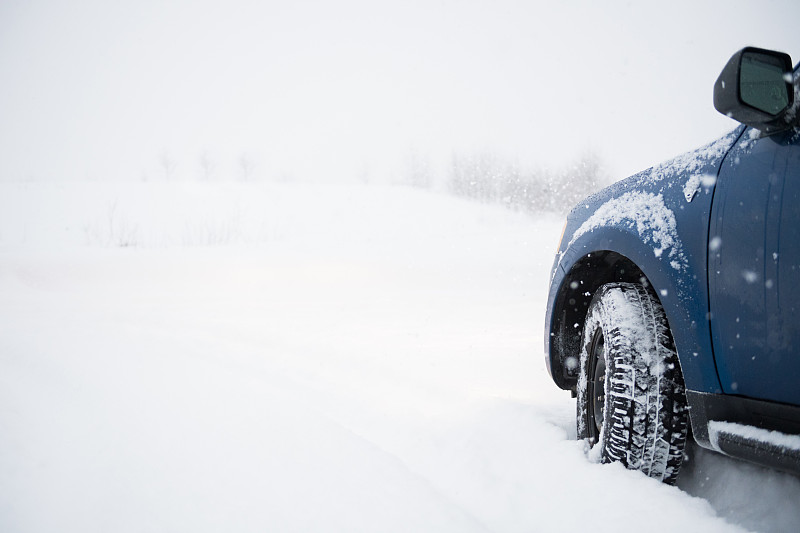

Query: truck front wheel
576,282,688,484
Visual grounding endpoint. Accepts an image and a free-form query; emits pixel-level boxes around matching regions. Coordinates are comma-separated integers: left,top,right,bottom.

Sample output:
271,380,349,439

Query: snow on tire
576,282,688,484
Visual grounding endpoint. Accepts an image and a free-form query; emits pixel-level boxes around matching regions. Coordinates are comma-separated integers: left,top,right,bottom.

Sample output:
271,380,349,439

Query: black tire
577,282,688,484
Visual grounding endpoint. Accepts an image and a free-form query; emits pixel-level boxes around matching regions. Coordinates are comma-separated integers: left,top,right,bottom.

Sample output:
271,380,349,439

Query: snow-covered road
2,182,798,532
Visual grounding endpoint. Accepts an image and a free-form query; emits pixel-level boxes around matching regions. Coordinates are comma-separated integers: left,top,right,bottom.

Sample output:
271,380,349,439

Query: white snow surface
2,181,799,533
569,191,686,269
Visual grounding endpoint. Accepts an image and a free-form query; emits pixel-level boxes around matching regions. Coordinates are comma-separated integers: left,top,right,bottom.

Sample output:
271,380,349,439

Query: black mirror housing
714,47,794,134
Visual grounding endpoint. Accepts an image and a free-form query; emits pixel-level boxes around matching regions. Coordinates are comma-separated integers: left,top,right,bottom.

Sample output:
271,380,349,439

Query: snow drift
1,180,798,533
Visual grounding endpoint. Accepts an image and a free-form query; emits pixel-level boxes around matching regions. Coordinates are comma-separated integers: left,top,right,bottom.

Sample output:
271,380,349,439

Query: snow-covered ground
2,181,799,533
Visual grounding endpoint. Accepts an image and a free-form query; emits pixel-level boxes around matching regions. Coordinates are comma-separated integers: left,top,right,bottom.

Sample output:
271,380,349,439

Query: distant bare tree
403,151,433,189
199,150,215,181
552,151,605,211
159,150,176,180
448,153,503,202
358,163,371,185
446,150,608,214
239,153,254,181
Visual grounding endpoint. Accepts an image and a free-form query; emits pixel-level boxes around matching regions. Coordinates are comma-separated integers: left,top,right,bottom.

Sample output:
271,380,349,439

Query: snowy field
2,181,800,533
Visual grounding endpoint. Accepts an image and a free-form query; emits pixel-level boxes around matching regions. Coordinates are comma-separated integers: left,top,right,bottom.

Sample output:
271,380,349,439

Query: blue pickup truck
545,47,800,484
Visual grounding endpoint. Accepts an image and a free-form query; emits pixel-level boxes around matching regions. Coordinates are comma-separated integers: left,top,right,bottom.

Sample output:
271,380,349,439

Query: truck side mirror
714,47,794,134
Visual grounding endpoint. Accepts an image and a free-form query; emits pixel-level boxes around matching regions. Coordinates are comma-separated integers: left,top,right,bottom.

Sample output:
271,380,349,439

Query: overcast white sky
1,0,798,183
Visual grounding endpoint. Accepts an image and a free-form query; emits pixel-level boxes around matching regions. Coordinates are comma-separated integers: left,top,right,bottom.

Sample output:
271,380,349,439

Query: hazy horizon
2,0,799,184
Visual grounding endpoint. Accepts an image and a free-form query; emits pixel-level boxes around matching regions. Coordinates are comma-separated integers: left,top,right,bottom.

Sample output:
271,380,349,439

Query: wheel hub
589,330,606,441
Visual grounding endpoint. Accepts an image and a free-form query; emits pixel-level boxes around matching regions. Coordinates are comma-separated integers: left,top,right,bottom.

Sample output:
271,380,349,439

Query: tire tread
577,282,688,484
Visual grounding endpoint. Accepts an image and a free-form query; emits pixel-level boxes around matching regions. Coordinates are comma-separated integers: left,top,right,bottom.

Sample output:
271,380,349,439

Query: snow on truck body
545,47,800,480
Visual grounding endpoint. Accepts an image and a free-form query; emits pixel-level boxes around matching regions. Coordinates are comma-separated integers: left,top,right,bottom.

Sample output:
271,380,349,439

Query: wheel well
550,251,652,391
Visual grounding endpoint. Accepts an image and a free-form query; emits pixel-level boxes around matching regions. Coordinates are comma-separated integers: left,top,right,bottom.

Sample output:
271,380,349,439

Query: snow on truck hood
569,191,686,270
560,128,742,273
